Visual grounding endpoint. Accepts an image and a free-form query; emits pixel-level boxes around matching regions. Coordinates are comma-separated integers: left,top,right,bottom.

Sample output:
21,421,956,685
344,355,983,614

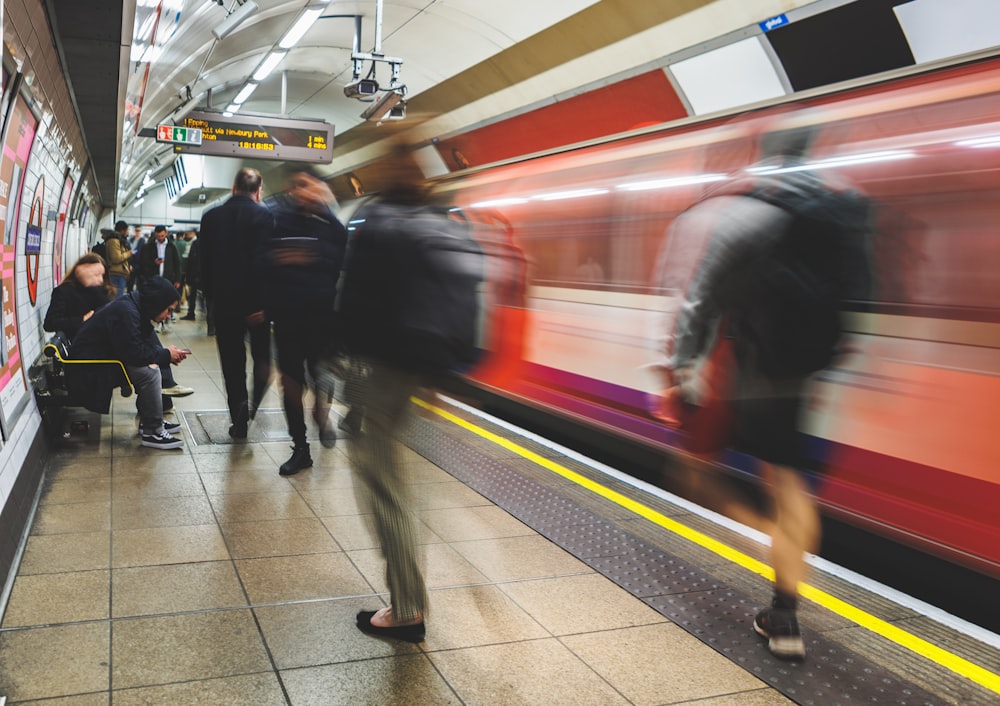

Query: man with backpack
655,120,872,659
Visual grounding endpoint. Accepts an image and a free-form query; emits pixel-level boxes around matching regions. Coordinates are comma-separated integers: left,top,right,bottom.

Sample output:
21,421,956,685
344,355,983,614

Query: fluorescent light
253,51,287,82
223,111,235,117
233,83,258,104
225,104,240,114
617,174,727,191
956,136,1000,148
470,198,528,208
748,150,914,175
532,188,608,201
279,8,324,49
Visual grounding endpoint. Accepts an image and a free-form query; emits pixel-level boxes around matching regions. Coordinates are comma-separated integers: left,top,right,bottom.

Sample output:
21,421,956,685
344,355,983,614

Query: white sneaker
161,385,194,397
138,421,181,436
141,432,183,450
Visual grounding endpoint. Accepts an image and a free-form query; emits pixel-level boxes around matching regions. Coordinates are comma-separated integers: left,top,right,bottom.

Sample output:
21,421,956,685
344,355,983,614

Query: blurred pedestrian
199,167,273,438
655,119,872,659
262,166,348,475
339,152,484,642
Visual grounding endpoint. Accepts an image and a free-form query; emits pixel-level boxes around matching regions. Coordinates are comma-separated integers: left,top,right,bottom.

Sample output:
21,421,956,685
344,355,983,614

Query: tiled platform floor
0,318,791,704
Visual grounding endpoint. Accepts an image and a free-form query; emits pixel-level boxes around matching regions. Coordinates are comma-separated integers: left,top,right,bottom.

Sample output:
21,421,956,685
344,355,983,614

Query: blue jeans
110,274,127,298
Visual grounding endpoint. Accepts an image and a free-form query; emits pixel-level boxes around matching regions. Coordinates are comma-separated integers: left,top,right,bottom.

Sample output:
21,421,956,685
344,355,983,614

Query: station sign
175,111,334,164
156,124,203,146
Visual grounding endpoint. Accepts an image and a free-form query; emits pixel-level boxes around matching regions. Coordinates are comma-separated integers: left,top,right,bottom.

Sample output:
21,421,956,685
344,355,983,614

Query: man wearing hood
68,275,190,449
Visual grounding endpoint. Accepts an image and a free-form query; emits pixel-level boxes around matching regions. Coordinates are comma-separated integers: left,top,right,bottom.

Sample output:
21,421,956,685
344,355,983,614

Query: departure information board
177,111,334,163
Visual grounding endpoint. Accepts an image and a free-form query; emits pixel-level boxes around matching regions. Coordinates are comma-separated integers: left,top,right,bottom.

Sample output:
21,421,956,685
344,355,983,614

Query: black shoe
753,603,805,659
228,424,247,439
140,432,184,450
279,445,312,476
356,610,425,643
338,408,363,436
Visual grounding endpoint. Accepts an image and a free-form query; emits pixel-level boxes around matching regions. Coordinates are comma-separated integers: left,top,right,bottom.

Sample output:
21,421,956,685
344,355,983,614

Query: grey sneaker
753,605,805,659
141,432,183,450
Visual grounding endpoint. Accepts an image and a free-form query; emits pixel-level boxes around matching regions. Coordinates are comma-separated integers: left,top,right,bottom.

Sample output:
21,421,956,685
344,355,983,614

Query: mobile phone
179,348,192,354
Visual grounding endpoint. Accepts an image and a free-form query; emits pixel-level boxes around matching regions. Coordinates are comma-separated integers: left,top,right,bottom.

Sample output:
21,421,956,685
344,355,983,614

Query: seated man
67,275,190,449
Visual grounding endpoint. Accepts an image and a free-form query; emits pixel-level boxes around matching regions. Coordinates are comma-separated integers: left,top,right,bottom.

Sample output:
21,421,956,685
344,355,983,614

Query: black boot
279,444,313,476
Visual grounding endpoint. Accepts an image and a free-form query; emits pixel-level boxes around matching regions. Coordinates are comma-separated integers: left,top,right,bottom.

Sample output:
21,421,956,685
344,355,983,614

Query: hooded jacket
66,276,179,412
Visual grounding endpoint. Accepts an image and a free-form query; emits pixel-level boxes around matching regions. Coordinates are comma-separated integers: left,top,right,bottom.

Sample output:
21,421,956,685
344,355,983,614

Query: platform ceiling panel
669,37,788,116
894,0,1000,64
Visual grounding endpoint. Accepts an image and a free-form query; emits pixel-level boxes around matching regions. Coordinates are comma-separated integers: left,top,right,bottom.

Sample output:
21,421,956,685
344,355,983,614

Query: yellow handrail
43,343,134,394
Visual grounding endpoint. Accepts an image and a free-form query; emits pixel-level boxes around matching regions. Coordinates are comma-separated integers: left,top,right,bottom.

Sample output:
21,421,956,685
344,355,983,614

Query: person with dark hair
138,225,182,290
180,230,202,321
198,167,274,438
654,117,873,659
44,253,116,340
67,276,190,449
262,166,347,475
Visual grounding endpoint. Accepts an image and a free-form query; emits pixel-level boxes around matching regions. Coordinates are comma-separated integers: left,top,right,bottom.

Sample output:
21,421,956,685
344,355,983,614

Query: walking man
198,168,273,438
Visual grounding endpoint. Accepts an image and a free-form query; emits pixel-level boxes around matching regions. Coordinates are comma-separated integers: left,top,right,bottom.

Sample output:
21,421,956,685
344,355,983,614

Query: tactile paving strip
401,412,954,705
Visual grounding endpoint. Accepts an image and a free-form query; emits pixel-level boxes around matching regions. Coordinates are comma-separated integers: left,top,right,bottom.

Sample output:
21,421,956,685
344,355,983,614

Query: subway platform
1,319,998,704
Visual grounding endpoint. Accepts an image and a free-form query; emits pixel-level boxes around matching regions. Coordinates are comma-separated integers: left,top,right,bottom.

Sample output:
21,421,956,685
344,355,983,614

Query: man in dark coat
67,276,190,449
137,225,182,288
198,167,273,438
262,167,347,475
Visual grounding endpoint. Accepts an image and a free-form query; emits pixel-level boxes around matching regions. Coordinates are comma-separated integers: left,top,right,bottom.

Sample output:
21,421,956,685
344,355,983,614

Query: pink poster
0,93,39,431
54,175,74,284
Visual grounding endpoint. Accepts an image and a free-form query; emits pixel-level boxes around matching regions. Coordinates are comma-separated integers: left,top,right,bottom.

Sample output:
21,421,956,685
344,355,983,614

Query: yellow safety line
414,397,1000,696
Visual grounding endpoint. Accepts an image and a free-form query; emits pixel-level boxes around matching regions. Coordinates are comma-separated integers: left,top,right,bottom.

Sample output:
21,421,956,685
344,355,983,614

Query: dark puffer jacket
67,276,179,413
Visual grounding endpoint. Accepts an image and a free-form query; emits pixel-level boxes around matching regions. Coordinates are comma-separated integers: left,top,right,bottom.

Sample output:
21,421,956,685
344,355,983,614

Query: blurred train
416,55,1000,581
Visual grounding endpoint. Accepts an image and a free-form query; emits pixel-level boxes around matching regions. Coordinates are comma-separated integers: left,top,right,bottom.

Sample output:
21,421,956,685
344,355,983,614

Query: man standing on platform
198,167,273,438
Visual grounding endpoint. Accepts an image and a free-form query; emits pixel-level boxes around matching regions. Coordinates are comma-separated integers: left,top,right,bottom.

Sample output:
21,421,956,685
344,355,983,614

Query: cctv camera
360,91,403,122
386,102,406,120
344,78,380,99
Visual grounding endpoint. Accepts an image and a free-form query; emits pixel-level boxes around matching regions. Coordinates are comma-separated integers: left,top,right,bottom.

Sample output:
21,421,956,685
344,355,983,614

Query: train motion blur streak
433,57,1000,580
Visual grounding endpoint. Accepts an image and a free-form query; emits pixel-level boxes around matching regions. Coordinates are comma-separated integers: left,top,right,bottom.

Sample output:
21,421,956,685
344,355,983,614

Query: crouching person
68,275,190,449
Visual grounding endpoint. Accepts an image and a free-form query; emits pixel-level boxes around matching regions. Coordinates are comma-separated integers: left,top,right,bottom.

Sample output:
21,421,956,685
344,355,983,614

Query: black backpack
340,202,485,376
91,240,106,259
733,193,861,378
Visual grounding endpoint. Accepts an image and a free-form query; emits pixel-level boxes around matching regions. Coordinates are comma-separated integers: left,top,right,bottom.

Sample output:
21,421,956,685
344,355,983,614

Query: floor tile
110,472,206,499
2,570,110,627
411,480,491,511
208,491,315,524
9,693,110,705
281,655,459,706
111,454,199,476
219,517,340,559
296,487,368,517
0,622,109,701
39,478,112,505
198,467,297,495
499,573,666,635
420,505,535,542
112,672,285,706
686,691,795,705
45,458,113,481
235,552,372,604
561,623,769,705
349,542,489,593
318,513,379,551
111,524,229,568
450,535,593,582
429,638,630,705
111,494,216,530
112,561,248,617
18,532,110,575
29,501,111,535
420,585,549,651
193,451,282,474
255,598,418,670
111,610,271,689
